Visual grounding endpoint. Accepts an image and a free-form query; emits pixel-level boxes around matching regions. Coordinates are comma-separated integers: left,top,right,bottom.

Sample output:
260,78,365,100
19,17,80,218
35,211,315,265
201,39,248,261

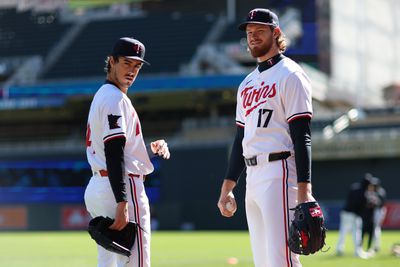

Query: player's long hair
104,56,119,73
271,26,287,53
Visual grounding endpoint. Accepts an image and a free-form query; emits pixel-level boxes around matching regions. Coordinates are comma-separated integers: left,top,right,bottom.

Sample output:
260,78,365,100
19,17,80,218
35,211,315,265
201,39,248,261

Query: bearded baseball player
84,37,170,267
217,8,325,267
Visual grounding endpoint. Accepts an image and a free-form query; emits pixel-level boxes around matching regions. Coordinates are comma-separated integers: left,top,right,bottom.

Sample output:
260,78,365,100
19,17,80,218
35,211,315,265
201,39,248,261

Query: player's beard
110,69,134,92
116,71,134,87
121,75,135,87
248,39,273,58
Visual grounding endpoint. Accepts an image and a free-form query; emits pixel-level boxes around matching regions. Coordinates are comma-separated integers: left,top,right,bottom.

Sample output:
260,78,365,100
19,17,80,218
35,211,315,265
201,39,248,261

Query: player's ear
109,56,120,67
109,56,116,66
272,27,281,39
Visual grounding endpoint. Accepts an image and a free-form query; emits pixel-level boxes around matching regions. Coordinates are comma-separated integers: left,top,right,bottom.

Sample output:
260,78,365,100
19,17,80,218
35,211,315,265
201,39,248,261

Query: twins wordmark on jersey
236,58,313,158
241,82,276,118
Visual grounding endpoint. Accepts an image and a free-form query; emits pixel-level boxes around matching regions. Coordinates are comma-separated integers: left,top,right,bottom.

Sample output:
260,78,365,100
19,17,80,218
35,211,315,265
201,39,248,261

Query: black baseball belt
244,151,291,167
94,170,141,179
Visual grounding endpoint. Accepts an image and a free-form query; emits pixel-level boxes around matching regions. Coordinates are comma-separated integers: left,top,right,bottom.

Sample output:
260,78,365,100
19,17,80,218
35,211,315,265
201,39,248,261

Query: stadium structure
0,0,399,230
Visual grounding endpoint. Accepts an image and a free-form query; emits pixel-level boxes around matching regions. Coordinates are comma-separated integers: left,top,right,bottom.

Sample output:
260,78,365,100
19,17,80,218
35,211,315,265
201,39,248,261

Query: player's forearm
289,117,312,183
224,126,245,182
221,179,237,194
104,137,128,203
297,182,315,203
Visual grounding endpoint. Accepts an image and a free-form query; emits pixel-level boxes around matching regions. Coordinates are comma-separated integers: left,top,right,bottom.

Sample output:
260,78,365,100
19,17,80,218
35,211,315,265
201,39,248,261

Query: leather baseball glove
88,216,137,257
288,201,327,255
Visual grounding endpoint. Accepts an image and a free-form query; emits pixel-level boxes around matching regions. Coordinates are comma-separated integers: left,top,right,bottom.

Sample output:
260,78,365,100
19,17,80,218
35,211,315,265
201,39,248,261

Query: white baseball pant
85,173,151,267
245,158,301,267
336,211,363,255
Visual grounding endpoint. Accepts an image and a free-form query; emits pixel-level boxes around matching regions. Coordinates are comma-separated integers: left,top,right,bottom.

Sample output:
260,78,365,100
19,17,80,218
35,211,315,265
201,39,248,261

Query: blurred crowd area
0,168,91,187
0,156,162,188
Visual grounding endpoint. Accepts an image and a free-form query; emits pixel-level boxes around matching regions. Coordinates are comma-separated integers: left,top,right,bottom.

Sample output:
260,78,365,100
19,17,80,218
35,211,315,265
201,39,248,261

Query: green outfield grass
0,230,399,267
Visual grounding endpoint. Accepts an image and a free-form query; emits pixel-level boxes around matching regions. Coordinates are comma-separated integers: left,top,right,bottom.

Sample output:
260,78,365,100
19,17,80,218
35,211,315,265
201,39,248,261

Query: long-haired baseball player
84,37,170,267
217,8,320,266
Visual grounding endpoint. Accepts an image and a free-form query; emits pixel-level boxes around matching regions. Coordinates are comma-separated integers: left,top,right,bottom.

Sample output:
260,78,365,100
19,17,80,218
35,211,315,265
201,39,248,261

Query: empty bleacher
42,13,216,79
142,0,225,16
0,8,71,57
346,107,400,132
0,123,77,144
218,0,318,65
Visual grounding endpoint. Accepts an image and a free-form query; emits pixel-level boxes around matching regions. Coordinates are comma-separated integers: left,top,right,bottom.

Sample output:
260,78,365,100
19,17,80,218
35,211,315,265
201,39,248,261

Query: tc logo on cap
249,10,256,20
238,8,280,31
134,43,142,54
111,37,150,65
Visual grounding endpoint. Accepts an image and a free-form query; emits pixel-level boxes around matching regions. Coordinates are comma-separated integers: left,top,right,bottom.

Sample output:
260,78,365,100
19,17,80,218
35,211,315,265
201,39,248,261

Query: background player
84,37,170,267
217,8,318,267
361,175,387,255
336,174,372,258
371,177,387,253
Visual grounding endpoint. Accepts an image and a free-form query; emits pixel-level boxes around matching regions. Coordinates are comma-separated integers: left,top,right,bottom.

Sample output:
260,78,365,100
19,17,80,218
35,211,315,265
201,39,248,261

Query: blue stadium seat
0,8,71,57
42,13,215,79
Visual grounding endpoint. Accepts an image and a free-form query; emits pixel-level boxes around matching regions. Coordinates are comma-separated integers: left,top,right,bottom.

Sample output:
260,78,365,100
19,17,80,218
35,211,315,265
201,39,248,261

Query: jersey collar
257,53,284,73
105,79,119,88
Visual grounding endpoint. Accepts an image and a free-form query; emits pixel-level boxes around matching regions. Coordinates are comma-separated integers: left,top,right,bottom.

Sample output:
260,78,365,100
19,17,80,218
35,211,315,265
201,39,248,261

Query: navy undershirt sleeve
289,117,312,183
104,137,127,202
225,126,246,182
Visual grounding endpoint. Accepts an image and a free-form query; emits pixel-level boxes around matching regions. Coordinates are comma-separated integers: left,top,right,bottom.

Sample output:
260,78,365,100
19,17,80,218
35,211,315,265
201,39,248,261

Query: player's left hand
288,201,327,255
150,139,170,159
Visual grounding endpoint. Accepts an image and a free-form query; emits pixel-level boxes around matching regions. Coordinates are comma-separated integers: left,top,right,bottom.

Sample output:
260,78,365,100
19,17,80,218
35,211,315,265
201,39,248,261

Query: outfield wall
1,200,400,231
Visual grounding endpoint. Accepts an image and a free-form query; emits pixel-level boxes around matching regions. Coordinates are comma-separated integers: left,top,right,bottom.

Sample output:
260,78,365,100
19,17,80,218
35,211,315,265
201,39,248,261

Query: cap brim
124,56,150,65
238,21,278,31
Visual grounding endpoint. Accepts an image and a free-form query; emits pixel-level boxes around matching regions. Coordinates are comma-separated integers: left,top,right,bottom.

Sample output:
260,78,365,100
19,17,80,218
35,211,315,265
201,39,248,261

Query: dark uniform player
336,175,372,258
361,176,386,253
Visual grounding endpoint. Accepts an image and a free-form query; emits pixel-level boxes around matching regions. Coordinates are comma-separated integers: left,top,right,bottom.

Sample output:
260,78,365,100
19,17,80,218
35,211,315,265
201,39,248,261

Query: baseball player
84,37,170,267
361,176,385,255
336,174,374,259
217,8,318,267
371,178,386,253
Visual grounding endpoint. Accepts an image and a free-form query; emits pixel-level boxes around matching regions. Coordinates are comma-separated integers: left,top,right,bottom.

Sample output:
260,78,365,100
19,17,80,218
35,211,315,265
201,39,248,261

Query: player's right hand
109,201,129,231
218,191,237,217
150,139,170,159
217,179,237,217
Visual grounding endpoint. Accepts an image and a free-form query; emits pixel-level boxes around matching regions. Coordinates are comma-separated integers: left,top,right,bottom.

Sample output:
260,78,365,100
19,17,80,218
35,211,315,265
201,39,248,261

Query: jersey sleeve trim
235,120,245,128
287,112,312,123
103,132,126,143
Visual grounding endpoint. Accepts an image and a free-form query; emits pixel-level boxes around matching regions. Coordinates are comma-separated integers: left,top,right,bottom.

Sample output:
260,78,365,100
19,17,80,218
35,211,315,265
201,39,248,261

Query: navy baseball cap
238,8,279,31
111,37,150,65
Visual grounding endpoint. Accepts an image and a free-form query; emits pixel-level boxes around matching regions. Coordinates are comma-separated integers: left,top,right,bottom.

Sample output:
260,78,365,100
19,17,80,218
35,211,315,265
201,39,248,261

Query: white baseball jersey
235,57,313,158
86,83,154,175
238,57,312,267
85,83,152,267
